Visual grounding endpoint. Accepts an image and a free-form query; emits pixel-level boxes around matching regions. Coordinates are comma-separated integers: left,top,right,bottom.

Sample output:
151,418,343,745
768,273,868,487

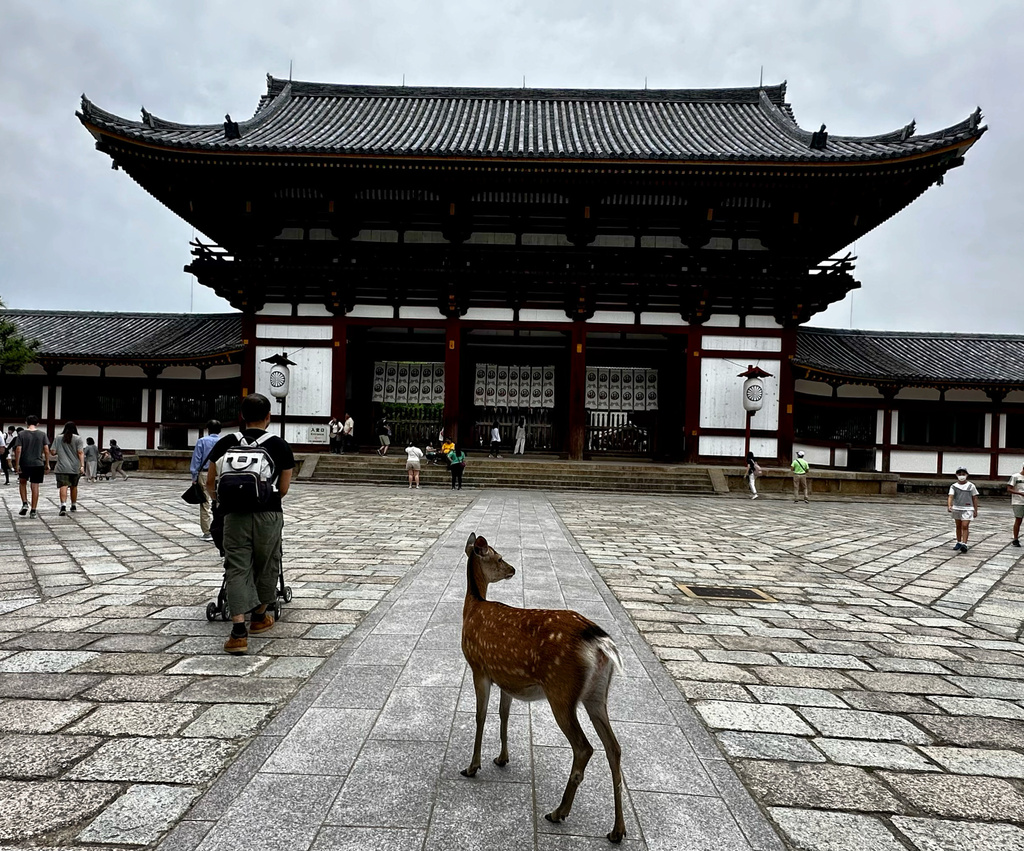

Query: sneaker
960,544,969,553
59,505,66,516
249,613,275,634
70,504,77,512
201,532,212,541
953,542,963,551
1012,539,1021,548
416,484,420,489
19,503,28,516
751,494,759,500
29,510,36,518
224,632,248,654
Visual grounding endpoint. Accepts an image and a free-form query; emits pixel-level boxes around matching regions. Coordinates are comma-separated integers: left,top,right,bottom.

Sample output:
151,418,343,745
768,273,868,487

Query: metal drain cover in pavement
677,584,777,602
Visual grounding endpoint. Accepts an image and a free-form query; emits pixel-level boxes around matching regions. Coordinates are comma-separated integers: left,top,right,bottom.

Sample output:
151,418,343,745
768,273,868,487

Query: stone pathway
3,480,1024,849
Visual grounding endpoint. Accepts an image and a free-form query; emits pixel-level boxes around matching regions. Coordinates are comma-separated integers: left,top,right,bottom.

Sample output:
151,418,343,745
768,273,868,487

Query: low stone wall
134,450,308,476
723,466,899,496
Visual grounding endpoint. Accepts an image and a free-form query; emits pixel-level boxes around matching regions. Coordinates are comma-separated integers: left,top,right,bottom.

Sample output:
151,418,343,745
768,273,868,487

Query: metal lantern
262,352,297,399
738,365,772,413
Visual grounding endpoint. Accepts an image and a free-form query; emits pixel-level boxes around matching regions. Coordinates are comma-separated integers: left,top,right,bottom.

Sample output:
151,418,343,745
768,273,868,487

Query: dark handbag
181,481,207,504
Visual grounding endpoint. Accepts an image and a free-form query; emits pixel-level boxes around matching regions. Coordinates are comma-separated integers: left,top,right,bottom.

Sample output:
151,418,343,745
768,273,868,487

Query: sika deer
460,532,626,843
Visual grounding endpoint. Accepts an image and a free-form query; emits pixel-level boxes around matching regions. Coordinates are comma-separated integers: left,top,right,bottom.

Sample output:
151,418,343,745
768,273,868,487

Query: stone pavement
2,479,1024,849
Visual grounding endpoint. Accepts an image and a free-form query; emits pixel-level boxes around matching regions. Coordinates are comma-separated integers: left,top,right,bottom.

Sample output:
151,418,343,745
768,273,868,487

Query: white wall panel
998,455,1024,476
985,413,993,448
745,316,782,329
256,323,332,340
946,389,991,402
58,364,101,377
399,306,445,319
890,410,899,444
876,449,884,471
155,389,162,421
837,385,883,398
1000,414,1007,448
941,453,990,475
54,387,62,419
704,314,740,327
348,305,394,319
255,346,331,417
876,410,885,444
519,309,565,323
895,387,941,401
160,366,202,379
890,450,938,474
588,311,635,325
834,448,848,467
257,304,291,316
795,379,832,397
104,427,147,452
297,304,332,317
206,365,242,380
140,389,148,421
640,312,687,326
463,308,514,321
699,358,779,431
699,435,745,457
702,335,782,353
283,423,334,445
106,366,146,378
793,444,830,466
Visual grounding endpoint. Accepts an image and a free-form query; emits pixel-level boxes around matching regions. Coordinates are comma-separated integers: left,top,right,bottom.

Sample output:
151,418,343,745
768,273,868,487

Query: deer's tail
594,634,623,676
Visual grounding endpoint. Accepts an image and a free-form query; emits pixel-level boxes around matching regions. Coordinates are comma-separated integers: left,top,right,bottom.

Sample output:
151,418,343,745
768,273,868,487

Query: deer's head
466,533,516,587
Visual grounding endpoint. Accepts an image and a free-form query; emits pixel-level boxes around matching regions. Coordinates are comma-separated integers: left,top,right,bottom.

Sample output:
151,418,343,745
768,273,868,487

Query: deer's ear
465,533,477,556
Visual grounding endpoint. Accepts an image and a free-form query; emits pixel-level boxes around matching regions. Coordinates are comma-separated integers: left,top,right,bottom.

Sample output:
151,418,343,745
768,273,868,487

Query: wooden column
331,316,348,418
241,314,257,398
683,326,702,462
777,326,798,465
444,317,461,442
568,323,587,461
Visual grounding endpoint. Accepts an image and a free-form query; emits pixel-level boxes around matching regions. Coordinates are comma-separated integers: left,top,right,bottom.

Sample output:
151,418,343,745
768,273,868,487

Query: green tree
0,299,38,373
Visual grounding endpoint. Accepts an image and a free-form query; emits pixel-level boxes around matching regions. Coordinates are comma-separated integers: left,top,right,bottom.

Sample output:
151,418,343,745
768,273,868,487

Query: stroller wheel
205,602,217,622
283,586,293,603
272,601,282,621
221,606,230,622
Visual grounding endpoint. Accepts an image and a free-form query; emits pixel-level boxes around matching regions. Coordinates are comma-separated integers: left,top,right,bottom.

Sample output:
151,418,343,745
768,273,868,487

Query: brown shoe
249,613,275,634
224,632,248,654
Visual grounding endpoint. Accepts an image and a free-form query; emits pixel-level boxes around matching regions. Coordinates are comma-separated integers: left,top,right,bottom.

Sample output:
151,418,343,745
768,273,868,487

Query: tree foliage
0,299,39,374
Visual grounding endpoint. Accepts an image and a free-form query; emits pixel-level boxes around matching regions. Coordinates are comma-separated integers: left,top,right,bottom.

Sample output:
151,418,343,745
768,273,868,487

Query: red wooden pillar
568,323,587,461
444,317,461,442
241,314,257,398
331,316,348,418
777,326,798,465
683,326,703,462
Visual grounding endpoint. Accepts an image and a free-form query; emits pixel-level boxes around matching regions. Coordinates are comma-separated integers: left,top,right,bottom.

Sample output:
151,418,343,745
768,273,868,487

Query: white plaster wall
187,428,201,446
699,358,780,431
837,385,883,399
895,387,941,401
702,335,782,353
348,305,394,319
795,379,832,397
999,455,1024,476
297,304,332,317
945,389,991,402
255,346,331,417
160,366,202,379
283,423,333,444
588,311,635,325
463,308,514,321
41,390,47,419
890,450,939,474
206,365,242,380
942,453,990,475
21,364,46,376
703,314,740,327
106,366,146,378
76,426,99,445
700,435,777,458
890,410,899,444
1000,414,1007,449
104,427,147,452
257,304,292,316
834,447,848,467
1006,391,1024,404
256,323,332,340
745,316,782,329
399,306,445,320
640,312,687,326
519,309,566,323
876,410,885,444
876,449,884,471
793,444,831,466
984,413,993,448
54,387,62,420
58,364,101,377
155,389,162,421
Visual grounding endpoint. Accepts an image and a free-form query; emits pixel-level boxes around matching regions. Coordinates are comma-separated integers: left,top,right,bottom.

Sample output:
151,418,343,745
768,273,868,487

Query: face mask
957,475,967,482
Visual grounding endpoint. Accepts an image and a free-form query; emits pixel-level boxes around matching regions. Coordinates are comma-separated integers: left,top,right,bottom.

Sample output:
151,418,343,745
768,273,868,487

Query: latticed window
794,404,876,444
162,392,239,425
62,383,143,422
1006,413,1024,449
0,379,42,420
899,410,985,448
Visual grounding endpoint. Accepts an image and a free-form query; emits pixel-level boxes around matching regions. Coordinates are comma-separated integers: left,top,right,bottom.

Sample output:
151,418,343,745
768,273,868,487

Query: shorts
952,508,975,522
406,459,421,471
56,473,81,488
19,466,44,484
379,435,391,446
1013,504,1024,519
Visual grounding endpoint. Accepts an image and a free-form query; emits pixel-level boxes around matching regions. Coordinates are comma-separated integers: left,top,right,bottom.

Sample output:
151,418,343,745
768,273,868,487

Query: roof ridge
803,326,1024,342
0,309,240,320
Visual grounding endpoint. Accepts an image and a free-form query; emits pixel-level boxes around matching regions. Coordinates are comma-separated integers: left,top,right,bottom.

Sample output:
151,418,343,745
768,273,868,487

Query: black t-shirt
206,428,295,513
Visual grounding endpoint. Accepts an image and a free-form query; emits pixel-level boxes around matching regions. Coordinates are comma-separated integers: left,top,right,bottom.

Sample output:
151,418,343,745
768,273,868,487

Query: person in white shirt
342,413,355,454
1008,462,1024,548
947,466,980,553
405,443,424,489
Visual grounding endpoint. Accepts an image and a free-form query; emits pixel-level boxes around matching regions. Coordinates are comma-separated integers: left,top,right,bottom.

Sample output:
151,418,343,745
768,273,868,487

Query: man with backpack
204,394,295,655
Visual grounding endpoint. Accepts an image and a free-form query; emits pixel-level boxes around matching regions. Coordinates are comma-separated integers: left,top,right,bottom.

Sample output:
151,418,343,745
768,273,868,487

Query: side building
72,76,986,463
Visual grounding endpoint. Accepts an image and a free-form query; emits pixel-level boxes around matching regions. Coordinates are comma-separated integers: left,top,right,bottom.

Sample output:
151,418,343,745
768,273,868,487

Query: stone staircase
307,452,716,495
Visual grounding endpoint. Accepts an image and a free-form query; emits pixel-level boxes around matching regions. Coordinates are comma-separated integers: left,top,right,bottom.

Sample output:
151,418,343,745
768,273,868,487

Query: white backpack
215,433,277,511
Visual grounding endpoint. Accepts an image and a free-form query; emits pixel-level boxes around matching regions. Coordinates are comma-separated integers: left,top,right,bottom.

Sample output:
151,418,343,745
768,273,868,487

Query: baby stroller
204,503,293,622
96,451,113,481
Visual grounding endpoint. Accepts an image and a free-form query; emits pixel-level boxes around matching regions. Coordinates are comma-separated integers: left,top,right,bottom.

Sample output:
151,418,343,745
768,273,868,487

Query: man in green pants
205,394,294,654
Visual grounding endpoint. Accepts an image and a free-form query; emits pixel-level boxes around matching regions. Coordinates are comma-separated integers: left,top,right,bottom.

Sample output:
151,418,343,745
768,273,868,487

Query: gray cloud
1,0,1021,330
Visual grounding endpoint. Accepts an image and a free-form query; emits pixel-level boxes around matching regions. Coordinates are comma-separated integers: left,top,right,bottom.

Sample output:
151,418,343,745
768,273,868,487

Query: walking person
1009,461,1024,547
376,416,392,456
746,451,762,500
328,416,343,454
405,442,424,489
0,426,12,484
513,416,527,455
448,442,466,490
947,466,980,553
190,419,222,540
83,437,99,482
14,415,51,518
205,393,294,655
52,422,85,516
489,420,503,458
342,412,355,454
108,439,128,480
791,450,810,502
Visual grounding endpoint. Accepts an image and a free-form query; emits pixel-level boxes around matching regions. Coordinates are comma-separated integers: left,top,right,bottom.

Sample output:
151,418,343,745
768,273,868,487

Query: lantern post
738,364,773,461
262,352,297,439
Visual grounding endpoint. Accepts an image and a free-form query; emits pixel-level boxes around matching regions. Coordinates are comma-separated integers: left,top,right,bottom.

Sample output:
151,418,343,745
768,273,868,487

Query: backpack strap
253,433,274,446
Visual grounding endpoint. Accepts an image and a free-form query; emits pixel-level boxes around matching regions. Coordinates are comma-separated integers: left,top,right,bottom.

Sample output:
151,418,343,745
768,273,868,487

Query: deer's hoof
544,812,564,824
607,828,625,844
493,756,509,767
460,767,479,778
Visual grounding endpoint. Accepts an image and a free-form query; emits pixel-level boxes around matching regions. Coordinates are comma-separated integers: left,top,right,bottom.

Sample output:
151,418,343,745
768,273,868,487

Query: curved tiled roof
794,327,1024,388
2,310,243,366
78,76,985,164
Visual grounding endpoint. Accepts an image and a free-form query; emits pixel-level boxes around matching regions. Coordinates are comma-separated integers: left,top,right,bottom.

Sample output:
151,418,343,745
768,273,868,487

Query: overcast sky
2,0,1021,333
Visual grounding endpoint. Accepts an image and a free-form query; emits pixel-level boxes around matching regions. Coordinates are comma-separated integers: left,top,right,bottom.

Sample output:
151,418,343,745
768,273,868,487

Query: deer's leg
494,688,512,766
544,701,593,825
461,672,491,777
583,695,626,844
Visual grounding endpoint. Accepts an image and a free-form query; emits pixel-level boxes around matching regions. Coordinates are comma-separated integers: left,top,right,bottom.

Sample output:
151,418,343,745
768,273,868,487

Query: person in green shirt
791,450,810,502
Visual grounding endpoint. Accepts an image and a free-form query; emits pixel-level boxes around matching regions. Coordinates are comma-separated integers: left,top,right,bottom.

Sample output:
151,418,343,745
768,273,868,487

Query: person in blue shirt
190,419,223,540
